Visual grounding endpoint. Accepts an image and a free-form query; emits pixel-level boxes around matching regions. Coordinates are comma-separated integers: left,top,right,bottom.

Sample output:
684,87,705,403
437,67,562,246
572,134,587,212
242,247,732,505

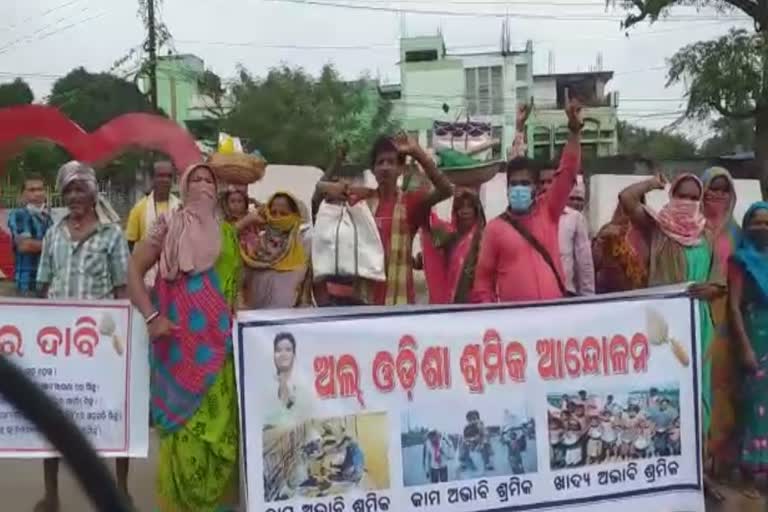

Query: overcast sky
0,0,752,143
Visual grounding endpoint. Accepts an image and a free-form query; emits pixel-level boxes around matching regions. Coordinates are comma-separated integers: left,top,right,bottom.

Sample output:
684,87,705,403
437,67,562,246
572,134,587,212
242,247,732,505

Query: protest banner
235,287,704,512
0,298,149,458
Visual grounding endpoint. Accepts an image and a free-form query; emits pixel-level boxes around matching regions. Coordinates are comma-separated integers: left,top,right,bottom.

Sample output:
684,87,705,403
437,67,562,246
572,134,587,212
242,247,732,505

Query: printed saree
153,221,241,512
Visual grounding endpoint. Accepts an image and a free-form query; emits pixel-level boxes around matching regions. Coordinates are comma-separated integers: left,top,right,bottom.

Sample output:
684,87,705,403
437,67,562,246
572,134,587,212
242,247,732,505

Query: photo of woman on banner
264,332,313,429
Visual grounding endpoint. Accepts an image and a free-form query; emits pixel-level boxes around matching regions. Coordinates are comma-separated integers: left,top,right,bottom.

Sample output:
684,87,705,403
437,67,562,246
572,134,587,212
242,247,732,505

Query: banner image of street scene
547,384,681,470
400,401,536,486
262,411,390,502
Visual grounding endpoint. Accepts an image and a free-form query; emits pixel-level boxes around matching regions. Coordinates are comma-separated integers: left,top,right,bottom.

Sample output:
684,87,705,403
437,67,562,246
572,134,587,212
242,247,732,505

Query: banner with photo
0,298,149,458
235,287,704,512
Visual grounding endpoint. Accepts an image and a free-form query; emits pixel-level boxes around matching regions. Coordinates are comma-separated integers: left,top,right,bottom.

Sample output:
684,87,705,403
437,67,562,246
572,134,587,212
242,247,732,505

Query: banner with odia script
235,287,703,512
0,298,149,458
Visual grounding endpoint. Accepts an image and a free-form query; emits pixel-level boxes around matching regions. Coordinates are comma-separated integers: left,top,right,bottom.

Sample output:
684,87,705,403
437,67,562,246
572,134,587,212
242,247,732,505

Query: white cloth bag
312,200,386,282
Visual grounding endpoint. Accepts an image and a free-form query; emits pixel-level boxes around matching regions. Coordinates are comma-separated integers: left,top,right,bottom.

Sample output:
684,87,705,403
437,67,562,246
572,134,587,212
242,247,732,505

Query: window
533,144,551,161
515,63,528,81
491,126,503,159
516,86,529,105
465,66,503,116
405,50,438,63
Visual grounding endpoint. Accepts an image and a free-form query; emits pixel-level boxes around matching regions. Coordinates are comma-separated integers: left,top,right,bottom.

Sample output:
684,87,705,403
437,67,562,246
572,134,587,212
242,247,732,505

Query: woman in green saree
128,163,241,512
619,172,726,500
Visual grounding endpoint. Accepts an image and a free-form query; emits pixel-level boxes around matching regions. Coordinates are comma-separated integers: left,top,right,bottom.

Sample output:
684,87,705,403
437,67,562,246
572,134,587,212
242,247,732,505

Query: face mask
507,185,533,212
703,192,729,218
668,198,701,218
748,229,768,250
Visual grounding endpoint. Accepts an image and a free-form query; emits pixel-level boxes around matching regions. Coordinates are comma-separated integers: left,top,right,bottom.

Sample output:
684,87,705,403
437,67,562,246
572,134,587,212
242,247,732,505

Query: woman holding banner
728,202,768,497
127,163,241,512
619,172,725,500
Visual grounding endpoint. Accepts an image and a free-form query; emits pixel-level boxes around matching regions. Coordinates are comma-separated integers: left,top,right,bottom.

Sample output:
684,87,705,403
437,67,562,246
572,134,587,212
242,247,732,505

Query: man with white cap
557,176,595,296
35,161,131,511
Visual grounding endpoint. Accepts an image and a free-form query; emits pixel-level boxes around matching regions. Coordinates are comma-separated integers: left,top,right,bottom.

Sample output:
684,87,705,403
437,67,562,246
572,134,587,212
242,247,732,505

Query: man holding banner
34,161,132,512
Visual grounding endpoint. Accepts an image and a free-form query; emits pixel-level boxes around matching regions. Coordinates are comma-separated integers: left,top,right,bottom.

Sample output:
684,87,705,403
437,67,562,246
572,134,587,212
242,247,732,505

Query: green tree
617,121,697,160
0,78,33,108
225,64,396,167
48,67,155,132
700,117,755,156
612,1,768,195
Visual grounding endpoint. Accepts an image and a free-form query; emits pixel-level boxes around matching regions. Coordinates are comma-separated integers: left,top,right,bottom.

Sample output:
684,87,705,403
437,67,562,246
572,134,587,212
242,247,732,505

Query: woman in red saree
422,188,485,304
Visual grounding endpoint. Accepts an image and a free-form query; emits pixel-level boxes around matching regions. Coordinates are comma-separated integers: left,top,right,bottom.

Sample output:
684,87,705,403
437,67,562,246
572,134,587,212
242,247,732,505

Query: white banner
0,298,149,458
235,287,704,512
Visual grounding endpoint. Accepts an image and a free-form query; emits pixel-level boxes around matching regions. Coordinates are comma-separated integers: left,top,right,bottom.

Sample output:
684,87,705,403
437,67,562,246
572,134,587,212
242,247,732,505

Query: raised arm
546,100,583,219
618,175,666,234
393,133,453,210
507,103,531,160
312,142,348,220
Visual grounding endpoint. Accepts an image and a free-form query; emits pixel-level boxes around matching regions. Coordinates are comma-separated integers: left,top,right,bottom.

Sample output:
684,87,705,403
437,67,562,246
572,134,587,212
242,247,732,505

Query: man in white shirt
558,179,595,295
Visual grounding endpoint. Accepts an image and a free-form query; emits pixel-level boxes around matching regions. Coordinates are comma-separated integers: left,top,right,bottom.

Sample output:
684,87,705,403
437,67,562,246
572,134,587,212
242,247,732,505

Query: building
530,71,619,161
140,54,228,139
385,33,619,161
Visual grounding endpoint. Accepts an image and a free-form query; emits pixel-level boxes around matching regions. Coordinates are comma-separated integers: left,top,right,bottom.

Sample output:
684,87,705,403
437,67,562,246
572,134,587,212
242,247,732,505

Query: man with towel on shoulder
125,161,180,287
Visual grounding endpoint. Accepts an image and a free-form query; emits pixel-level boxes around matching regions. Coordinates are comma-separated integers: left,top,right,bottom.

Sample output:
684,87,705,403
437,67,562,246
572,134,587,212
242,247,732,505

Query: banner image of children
264,332,315,429
262,412,390,502
547,385,681,470
400,403,537,486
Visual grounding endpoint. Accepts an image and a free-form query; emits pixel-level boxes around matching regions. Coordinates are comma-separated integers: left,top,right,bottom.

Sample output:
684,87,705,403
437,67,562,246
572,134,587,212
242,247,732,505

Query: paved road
0,433,158,512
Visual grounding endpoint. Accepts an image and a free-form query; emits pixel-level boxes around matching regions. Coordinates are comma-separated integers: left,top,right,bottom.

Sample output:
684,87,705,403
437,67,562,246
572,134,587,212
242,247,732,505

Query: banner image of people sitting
547,385,681,470
262,412,390,502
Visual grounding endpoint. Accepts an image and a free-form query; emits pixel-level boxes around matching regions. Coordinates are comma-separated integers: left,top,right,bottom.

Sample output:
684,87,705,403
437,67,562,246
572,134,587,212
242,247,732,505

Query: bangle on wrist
144,311,160,325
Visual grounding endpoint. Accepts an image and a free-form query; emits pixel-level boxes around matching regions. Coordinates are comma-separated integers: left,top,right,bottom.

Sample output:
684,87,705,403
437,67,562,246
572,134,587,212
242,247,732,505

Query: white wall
533,77,557,108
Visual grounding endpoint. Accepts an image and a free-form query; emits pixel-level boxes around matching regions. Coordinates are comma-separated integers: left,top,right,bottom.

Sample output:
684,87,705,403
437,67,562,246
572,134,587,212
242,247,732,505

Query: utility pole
146,0,158,111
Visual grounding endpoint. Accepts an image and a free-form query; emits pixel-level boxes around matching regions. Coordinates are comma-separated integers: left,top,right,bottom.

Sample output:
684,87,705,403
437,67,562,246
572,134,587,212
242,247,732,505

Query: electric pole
146,0,158,111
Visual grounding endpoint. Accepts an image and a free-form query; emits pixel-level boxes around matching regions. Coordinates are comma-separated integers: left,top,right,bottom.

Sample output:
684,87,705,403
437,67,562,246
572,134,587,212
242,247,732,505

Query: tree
225,64,397,167
700,117,755,156
48,67,155,132
612,1,768,195
617,121,697,160
0,78,33,108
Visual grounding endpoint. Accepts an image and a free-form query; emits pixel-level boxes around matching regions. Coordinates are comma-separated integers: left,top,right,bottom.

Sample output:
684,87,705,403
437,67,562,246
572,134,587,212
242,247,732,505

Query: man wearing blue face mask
472,99,583,303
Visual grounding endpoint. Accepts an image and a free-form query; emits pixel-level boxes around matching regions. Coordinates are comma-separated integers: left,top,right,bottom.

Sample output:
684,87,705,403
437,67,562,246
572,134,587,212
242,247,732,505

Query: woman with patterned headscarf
620,171,726,500
700,167,742,475
729,202,768,497
237,191,308,309
127,163,242,512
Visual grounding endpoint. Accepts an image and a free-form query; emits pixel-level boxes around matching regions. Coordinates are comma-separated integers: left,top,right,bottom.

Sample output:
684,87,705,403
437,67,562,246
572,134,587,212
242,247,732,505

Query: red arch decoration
0,105,201,174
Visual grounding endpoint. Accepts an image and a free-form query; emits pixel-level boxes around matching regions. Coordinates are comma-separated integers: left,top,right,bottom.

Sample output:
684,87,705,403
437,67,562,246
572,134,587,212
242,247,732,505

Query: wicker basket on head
208,151,267,185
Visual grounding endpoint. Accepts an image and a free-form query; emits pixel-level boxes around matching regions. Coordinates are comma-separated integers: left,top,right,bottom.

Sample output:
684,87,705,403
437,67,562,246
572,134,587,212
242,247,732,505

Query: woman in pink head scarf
127,163,242,512
619,171,726,501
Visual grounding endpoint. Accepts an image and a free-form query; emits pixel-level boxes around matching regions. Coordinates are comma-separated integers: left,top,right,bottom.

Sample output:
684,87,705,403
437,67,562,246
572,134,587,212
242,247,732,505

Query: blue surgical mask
507,185,533,212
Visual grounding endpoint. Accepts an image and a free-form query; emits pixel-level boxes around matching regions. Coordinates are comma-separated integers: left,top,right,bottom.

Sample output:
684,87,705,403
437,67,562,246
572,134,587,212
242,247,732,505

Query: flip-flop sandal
741,488,762,500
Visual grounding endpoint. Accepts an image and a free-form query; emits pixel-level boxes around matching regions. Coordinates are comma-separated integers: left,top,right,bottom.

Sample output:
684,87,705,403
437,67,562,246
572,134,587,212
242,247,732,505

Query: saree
240,192,307,308
153,221,241,512
593,205,648,293
422,191,484,304
701,167,741,462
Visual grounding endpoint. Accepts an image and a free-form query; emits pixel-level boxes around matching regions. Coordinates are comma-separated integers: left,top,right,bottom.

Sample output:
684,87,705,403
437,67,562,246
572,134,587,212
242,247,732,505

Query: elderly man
35,161,131,512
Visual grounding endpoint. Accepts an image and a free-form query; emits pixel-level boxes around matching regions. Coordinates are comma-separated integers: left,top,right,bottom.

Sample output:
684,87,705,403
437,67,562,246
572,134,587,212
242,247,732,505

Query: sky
0,0,753,144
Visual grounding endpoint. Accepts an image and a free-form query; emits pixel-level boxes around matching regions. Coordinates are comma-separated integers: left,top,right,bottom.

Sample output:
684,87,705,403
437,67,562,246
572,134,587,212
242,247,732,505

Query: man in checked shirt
35,161,131,512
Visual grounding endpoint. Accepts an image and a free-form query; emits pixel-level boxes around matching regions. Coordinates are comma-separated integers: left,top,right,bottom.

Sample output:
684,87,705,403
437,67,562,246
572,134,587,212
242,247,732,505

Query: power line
0,9,106,57
264,0,748,21
0,0,84,33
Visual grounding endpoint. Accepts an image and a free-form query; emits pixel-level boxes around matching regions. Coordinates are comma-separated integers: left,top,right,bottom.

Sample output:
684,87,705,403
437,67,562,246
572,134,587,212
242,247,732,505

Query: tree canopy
48,67,156,132
224,64,397,167
617,121,698,160
0,78,34,108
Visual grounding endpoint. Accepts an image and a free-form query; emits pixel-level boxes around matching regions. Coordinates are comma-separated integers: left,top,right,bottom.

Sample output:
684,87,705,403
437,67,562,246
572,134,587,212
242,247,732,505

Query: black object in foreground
0,355,132,512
